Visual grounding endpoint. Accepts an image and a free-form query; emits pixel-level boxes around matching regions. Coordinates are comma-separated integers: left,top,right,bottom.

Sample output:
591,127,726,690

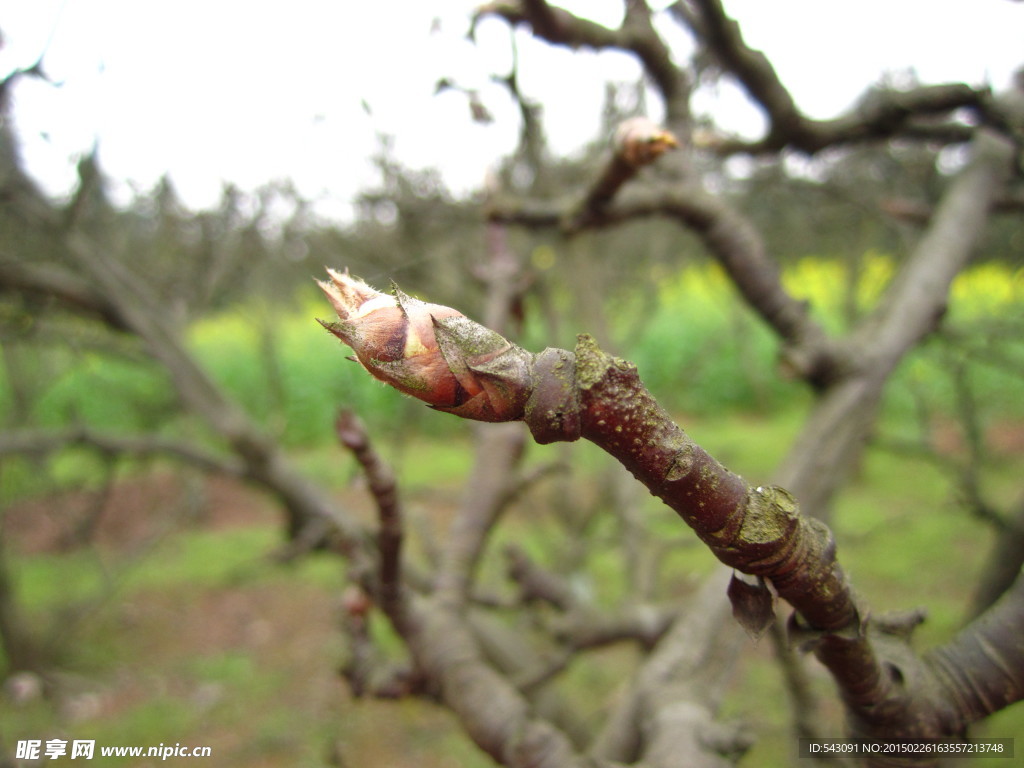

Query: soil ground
3,472,481,767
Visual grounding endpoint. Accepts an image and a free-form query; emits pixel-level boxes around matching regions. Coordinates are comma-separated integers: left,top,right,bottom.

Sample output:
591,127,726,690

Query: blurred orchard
1,3,1024,767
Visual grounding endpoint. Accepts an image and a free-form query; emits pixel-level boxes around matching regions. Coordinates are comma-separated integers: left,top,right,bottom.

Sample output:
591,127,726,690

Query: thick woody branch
566,335,859,631
320,269,1024,752
320,274,889,728
712,104,984,157
688,0,803,140
483,0,989,158
465,611,593,745
688,0,988,155
969,499,1024,617
0,260,131,332
857,130,1016,364
620,0,691,124
766,128,1016,520
928,568,1024,725
404,597,609,768
476,0,619,49
476,1,691,124
318,273,851,620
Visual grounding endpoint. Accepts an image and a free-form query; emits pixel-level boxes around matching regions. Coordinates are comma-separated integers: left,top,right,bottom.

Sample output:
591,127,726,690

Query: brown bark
929,568,1024,727
969,500,1024,617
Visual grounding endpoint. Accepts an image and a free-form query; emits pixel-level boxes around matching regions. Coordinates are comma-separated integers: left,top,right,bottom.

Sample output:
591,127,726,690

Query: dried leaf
727,571,776,642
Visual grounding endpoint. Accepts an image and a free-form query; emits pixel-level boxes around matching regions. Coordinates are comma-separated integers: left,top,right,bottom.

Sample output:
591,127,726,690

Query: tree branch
688,0,804,140
687,0,988,155
335,410,409,631
505,543,576,610
476,0,619,48
775,128,1017,519
929,567,1024,726
488,184,842,386
55,232,368,557
591,568,751,766
475,0,691,125
858,130,1016,363
0,426,244,477
318,266,1024,756
0,260,131,332
969,498,1024,617
403,597,609,768
559,117,679,232
318,276,890,744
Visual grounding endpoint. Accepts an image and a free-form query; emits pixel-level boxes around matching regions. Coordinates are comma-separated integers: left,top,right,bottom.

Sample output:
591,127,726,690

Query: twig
335,410,408,630
565,118,679,232
0,426,245,477
505,544,576,609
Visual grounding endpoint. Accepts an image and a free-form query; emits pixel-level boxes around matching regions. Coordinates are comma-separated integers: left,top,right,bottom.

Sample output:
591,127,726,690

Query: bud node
525,348,582,444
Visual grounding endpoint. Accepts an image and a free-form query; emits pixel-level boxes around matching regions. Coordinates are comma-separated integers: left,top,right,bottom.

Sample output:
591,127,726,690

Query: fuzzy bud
614,116,679,168
318,268,532,422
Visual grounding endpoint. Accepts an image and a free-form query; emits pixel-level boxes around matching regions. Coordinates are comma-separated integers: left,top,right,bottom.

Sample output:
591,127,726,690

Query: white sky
1,1,1021,223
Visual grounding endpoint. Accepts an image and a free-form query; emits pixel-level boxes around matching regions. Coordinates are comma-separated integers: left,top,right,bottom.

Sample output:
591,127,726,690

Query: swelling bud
318,269,532,422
